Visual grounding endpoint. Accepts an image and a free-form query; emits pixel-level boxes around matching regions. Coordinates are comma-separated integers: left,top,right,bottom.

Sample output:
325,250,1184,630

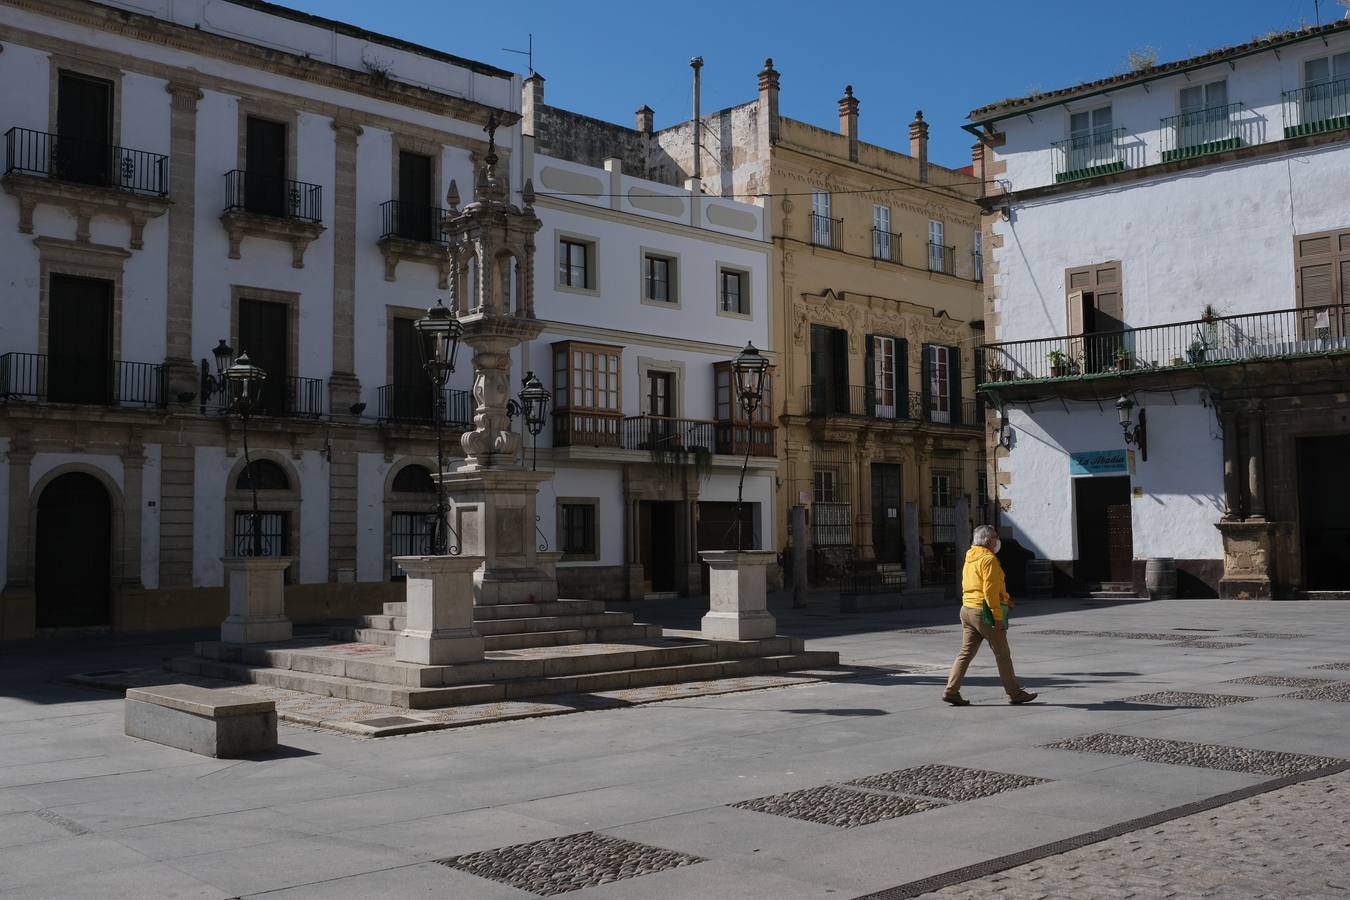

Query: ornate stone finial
522,177,535,208
913,109,924,122
472,111,508,204
844,85,853,98
758,58,780,91
483,110,499,166
446,179,460,211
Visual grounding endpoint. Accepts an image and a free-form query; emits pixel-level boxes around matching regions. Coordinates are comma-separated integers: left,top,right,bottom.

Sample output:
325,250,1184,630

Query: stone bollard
220,557,292,644
392,555,485,665
699,550,778,640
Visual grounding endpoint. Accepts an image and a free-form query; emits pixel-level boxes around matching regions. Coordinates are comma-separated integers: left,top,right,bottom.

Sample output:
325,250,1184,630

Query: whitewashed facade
972,22,1350,599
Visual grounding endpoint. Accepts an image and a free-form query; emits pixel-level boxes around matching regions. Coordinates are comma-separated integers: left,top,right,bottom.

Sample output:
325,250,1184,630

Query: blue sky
287,0,1337,168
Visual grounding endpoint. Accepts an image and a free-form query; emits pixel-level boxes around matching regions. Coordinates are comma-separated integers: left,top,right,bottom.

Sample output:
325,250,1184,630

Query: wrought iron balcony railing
1052,128,1128,182
1160,103,1251,161
809,212,842,250
1282,76,1350,138
376,383,471,427
872,228,902,264
622,416,716,453
803,384,978,427
927,242,955,275
0,352,165,406
976,303,1350,387
4,126,168,196
209,374,324,417
223,169,322,222
379,199,449,244
553,409,622,448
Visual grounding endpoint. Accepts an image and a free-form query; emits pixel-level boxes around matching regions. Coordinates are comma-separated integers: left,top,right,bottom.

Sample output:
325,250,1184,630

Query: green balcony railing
1052,128,1127,183
1160,103,1250,161
1282,77,1350,139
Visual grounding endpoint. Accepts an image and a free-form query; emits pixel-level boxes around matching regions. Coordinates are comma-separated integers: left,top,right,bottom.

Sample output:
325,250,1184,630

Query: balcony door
1178,80,1229,150
1068,105,1114,170
1066,262,1123,374
644,371,674,449
56,72,113,187
810,325,849,415
1303,52,1350,127
245,116,287,216
392,317,433,421
869,335,900,419
47,274,112,405
398,151,434,240
925,344,952,424
238,298,288,415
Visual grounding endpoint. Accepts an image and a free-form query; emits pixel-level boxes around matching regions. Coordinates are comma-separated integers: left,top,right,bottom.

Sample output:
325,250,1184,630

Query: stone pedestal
393,555,484,665
1217,519,1277,600
439,468,558,605
699,550,777,640
220,557,292,643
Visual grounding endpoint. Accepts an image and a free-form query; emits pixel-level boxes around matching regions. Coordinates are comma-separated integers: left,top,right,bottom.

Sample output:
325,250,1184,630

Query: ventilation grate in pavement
1123,691,1254,708
434,832,701,896
731,785,945,828
1224,675,1335,688
1283,681,1350,704
1042,732,1343,777
845,764,1049,802
1311,662,1350,671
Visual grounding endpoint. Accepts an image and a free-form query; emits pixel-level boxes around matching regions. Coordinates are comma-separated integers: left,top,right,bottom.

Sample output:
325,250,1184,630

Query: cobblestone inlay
731,785,946,828
1095,631,1205,641
1043,732,1344,777
435,832,701,896
903,628,957,636
1311,662,1350,671
845,764,1050,802
1284,681,1350,704
1231,632,1310,640
1163,640,1250,649
1224,675,1336,688
1124,691,1255,707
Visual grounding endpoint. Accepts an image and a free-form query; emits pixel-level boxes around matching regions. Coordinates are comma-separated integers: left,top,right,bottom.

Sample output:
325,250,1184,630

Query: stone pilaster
158,443,195,587
1221,407,1241,516
328,449,358,582
122,439,146,588
329,116,363,416
164,82,203,402
1,437,36,640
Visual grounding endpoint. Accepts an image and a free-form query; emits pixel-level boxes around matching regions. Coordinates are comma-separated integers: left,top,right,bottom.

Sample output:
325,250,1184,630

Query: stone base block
396,630,484,665
220,615,293,644
476,567,558,605
1219,578,1275,601
124,687,276,758
700,610,777,641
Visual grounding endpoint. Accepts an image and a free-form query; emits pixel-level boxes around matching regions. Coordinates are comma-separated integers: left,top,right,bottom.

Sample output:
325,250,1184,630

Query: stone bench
125,684,277,758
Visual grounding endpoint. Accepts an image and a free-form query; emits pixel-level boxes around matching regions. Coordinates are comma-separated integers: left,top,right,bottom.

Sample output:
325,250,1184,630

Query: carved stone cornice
377,236,452,288
220,210,325,268
2,174,170,249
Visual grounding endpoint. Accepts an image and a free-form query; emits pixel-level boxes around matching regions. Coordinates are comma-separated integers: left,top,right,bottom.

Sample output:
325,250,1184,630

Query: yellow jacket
961,545,1010,624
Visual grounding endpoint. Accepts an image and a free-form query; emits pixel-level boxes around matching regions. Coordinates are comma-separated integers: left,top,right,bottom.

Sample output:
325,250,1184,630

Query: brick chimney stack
838,85,859,162
910,109,929,183
758,58,780,146
636,104,654,134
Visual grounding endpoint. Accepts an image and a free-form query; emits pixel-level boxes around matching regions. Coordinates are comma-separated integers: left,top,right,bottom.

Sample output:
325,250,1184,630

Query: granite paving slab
436,831,702,896
1122,691,1256,708
730,784,946,828
844,764,1050,802
1043,732,1344,777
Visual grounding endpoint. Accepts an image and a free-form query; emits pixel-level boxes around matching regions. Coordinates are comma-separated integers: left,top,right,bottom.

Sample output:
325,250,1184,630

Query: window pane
1179,85,1203,112
1069,111,1089,135
1306,57,1330,85
1206,79,1227,107
1092,106,1112,132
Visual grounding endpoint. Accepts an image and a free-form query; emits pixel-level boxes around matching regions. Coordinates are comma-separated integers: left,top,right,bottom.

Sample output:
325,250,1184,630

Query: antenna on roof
502,33,534,74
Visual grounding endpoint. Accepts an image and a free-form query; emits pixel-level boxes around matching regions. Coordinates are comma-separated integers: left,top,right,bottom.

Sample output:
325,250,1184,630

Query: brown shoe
1009,691,1038,705
942,693,971,706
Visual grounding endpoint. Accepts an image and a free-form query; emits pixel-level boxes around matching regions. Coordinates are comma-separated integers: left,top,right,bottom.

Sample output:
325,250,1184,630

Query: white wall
538,466,624,567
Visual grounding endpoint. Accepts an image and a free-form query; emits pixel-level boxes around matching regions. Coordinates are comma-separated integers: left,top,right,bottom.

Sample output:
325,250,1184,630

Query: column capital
331,116,364,139
165,81,203,111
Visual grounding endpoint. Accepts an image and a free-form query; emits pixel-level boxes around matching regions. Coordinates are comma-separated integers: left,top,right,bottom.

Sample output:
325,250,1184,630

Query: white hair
972,525,999,549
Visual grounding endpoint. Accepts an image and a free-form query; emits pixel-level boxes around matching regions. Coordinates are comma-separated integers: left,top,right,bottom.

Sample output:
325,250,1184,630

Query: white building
970,22,1350,600
0,0,519,637
520,78,777,600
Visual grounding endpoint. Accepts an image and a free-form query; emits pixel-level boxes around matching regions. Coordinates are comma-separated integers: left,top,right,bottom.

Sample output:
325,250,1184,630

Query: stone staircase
168,599,838,710
1083,581,1139,600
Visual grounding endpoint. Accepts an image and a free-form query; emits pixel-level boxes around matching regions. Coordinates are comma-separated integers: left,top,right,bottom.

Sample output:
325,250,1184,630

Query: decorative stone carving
377,236,452,287
220,210,325,268
2,173,169,250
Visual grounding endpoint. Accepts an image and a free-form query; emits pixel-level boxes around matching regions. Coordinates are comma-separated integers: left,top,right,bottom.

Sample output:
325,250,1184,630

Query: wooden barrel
1145,558,1177,600
1024,559,1053,598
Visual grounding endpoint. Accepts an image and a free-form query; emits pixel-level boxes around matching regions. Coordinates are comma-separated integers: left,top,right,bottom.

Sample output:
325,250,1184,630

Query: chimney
971,141,985,193
522,72,545,136
758,57,780,146
838,85,859,162
909,109,929,183
691,57,704,182
636,104,654,134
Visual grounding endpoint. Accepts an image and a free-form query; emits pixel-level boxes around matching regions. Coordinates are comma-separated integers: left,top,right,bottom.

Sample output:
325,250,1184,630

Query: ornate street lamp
223,351,268,557
197,339,235,414
507,371,551,470
414,300,463,555
1116,394,1148,461
731,342,770,552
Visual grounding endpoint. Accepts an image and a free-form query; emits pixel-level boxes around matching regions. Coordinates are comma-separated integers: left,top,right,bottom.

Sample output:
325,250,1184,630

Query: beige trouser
944,606,1023,698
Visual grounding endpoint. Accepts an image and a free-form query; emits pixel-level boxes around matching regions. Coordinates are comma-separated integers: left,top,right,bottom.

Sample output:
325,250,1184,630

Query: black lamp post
507,371,551,470
731,341,769,552
223,351,268,557
198,339,235,414
1116,394,1148,461
414,300,463,555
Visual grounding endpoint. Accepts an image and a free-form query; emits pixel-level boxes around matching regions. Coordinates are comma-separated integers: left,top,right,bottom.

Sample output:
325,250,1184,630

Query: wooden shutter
896,338,910,419
920,342,933,419
1094,264,1123,331
809,324,831,413
1295,229,1350,338
863,334,876,416
830,328,849,414
947,345,963,425
238,299,288,415
1066,262,1123,335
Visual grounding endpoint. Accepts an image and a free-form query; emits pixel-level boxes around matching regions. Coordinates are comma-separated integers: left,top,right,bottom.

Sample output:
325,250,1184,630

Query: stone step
167,649,840,710
192,636,807,689
1087,591,1139,600
340,624,666,651
381,599,609,620
357,612,637,637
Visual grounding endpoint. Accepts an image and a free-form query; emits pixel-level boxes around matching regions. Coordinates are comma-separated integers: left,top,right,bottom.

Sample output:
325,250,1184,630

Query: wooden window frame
716,264,752,319
556,232,598,294
556,497,600,561
641,249,679,307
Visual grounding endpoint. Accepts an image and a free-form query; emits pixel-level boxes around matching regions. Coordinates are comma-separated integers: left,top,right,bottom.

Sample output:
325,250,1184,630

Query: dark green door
47,274,112,405
238,299,288,415
244,117,286,216
56,72,112,187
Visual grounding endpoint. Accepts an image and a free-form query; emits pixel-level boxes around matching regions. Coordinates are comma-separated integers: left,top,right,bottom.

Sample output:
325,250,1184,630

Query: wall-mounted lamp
1116,395,1147,461
995,412,1013,450
348,401,367,416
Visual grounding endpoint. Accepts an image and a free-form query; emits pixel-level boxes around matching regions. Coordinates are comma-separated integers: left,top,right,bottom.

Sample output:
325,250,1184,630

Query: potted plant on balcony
985,358,1010,383
1113,347,1133,371
1045,348,1070,378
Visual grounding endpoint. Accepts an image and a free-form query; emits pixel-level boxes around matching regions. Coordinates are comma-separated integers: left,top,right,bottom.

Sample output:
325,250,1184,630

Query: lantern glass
518,371,551,433
732,342,769,413
212,339,235,375
414,301,463,383
223,351,267,409
1116,395,1133,428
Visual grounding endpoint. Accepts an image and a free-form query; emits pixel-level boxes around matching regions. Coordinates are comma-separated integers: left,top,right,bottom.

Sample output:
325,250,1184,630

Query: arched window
391,465,435,493
236,459,289,491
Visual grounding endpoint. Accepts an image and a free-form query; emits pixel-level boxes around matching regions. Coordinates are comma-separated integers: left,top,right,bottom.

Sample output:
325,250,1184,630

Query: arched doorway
36,472,112,628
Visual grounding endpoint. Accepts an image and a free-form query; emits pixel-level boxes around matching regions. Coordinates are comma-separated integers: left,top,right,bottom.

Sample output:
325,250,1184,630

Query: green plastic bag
980,600,997,628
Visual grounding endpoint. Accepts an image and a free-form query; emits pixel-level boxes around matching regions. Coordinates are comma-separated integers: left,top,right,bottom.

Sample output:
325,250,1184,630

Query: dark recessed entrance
1074,475,1132,585
35,472,112,628
639,500,679,595
1298,435,1350,590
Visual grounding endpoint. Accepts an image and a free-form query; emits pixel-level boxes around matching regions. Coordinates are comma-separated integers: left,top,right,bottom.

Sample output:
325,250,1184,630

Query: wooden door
645,372,673,448
47,274,112,405
392,317,432,420
238,299,287,415
1074,476,1132,585
36,472,111,628
871,463,903,564
398,151,434,240
56,72,112,187
1066,262,1123,373
1298,435,1350,590
245,117,287,216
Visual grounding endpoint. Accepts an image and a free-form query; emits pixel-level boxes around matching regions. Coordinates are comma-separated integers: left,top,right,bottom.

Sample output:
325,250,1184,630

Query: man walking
943,525,1037,706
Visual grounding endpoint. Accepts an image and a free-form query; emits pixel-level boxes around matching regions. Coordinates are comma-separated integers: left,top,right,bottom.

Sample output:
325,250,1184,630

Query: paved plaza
2,597,1349,898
